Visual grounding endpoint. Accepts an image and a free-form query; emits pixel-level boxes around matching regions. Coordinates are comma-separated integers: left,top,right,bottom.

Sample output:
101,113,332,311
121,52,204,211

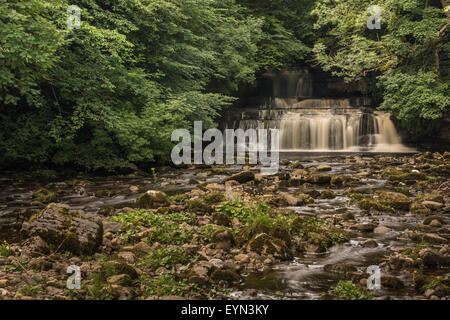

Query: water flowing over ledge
226,69,416,153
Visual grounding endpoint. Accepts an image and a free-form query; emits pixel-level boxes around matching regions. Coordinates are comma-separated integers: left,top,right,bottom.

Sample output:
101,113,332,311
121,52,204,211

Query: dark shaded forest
1,0,449,171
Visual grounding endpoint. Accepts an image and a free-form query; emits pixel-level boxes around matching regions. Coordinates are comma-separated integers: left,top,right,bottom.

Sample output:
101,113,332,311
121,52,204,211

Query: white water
231,69,415,152
237,100,414,152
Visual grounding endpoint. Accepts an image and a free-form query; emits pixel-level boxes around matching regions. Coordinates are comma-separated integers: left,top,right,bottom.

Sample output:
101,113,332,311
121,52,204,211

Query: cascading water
229,69,414,152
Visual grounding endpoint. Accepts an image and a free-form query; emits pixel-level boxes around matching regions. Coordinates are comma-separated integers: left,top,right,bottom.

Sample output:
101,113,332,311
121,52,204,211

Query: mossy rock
247,233,292,261
297,193,314,205
21,203,103,255
32,188,58,204
375,191,411,211
307,174,331,184
331,175,347,186
137,190,170,209
212,211,232,227
210,269,240,283
223,171,255,184
204,192,226,204
209,168,231,176
320,190,336,199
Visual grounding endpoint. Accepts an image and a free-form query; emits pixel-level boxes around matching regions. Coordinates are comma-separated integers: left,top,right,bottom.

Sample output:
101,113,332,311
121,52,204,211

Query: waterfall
227,69,414,152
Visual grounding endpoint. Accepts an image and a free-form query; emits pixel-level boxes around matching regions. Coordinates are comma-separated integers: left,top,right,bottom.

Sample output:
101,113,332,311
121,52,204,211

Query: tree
312,0,450,134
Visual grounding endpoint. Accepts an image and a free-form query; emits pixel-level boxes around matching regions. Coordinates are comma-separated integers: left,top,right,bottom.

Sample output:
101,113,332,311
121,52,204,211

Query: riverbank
0,152,449,300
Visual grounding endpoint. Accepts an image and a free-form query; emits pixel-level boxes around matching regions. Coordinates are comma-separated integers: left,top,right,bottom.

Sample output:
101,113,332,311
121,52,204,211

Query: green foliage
330,281,373,300
237,0,314,70
0,0,264,170
8,257,30,272
292,217,347,247
142,274,204,298
312,0,450,134
140,248,198,271
0,241,10,257
111,210,196,244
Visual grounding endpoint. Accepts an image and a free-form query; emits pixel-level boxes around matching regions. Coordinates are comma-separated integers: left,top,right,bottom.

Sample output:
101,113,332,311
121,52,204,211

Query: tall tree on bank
0,0,263,170
312,0,450,135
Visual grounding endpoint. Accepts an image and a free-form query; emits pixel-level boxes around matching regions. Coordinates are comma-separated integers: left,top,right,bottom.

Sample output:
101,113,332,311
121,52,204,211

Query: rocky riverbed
0,152,449,300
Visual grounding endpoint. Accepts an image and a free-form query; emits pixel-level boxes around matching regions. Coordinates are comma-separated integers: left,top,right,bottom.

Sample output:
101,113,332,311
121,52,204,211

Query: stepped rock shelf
223,69,415,153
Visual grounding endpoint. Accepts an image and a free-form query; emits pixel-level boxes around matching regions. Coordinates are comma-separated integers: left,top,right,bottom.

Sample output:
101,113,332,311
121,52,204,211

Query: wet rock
21,236,50,257
279,192,300,206
423,215,446,225
297,193,315,205
331,175,347,186
212,229,235,250
419,249,449,267
387,253,417,270
319,190,336,199
316,164,332,172
324,263,357,274
305,190,321,199
351,223,375,233
107,274,132,286
137,190,170,209
32,188,58,204
21,203,103,255
361,239,378,248
210,269,240,283
188,261,213,284
288,162,304,169
212,212,232,227
223,171,255,184
411,202,432,215
110,285,134,300
234,254,250,264
422,233,448,245
205,183,225,192
247,233,292,261
307,174,331,184
375,191,411,211
342,212,355,221
422,201,444,211
98,207,116,216
382,276,405,289
102,221,124,234
374,226,391,234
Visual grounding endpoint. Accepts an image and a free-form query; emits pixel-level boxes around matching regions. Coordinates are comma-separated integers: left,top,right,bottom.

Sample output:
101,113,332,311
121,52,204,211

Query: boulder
247,233,292,261
188,261,213,285
422,233,447,245
307,174,331,184
375,191,411,211
212,229,235,250
137,190,170,209
319,190,336,199
361,239,378,248
212,212,232,227
422,201,444,211
223,171,255,184
316,164,332,172
210,269,241,283
21,203,103,255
